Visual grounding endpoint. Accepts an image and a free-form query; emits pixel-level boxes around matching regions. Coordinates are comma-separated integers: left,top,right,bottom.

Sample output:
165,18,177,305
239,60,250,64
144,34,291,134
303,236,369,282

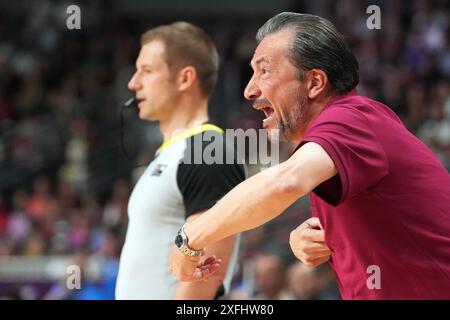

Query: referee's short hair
141,22,219,98
257,12,359,94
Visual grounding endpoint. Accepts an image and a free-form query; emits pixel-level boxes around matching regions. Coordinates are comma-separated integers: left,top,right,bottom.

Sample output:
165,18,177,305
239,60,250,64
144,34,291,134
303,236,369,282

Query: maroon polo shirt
300,90,450,299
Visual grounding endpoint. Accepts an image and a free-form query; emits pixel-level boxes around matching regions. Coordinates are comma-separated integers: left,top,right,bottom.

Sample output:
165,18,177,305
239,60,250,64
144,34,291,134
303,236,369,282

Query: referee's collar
156,123,223,155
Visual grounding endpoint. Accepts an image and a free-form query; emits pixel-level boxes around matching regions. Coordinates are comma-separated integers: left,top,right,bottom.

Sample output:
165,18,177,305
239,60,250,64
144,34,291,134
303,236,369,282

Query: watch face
175,234,184,248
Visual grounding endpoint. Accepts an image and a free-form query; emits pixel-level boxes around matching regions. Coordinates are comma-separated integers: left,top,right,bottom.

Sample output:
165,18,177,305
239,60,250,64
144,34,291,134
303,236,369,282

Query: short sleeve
177,132,247,218
301,106,389,205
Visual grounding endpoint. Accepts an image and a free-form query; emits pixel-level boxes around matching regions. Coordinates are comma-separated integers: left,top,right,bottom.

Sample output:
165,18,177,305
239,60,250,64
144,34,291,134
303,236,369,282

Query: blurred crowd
0,0,449,299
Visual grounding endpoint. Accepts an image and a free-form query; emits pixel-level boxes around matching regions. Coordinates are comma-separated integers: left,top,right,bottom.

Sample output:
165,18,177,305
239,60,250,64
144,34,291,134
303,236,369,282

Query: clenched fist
289,217,331,267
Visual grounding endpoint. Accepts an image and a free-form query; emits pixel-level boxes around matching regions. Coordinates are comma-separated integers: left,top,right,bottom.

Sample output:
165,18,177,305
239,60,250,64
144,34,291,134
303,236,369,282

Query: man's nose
244,75,261,101
128,72,141,92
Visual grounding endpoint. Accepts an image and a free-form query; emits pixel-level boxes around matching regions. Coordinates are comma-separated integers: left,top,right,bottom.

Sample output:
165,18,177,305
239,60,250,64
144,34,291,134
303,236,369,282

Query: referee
115,22,246,299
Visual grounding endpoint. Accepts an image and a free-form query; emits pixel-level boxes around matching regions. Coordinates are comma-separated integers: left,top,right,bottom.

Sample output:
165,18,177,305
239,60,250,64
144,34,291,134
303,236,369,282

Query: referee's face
245,29,309,142
128,40,177,121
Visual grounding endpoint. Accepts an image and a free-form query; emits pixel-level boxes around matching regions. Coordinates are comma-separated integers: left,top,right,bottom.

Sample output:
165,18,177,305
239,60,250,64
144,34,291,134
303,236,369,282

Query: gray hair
256,12,359,93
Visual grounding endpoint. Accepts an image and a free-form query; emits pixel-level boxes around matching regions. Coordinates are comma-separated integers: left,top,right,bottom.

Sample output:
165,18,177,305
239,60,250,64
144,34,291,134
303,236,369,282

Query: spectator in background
67,208,90,252
26,175,55,221
20,231,46,256
287,261,340,300
58,115,89,195
6,190,31,245
252,253,293,300
43,247,117,300
0,195,9,234
101,179,129,230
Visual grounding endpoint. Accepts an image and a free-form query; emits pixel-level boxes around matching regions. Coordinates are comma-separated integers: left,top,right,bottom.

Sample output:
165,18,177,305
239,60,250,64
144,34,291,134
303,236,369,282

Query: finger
198,259,222,271
309,250,332,260
198,261,222,273
201,264,222,282
197,257,219,269
198,258,222,266
299,240,329,249
201,255,218,265
308,255,331,267
289,241,329,256
299,217,320,229
297,247,331,257
305,217,324,230
294,227,325,242
306,248,332,256
192,262,222,281
194,267,211,281
295,250,331,264
300,241,331,253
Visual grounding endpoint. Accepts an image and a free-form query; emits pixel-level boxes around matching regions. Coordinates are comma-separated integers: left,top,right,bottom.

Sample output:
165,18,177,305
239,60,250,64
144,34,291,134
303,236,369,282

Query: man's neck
291,91,337,144
159,100,209,143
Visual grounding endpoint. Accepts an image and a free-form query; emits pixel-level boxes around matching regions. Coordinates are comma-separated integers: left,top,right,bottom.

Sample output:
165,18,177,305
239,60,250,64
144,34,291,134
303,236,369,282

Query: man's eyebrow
135,63,152,69
249,57,269,68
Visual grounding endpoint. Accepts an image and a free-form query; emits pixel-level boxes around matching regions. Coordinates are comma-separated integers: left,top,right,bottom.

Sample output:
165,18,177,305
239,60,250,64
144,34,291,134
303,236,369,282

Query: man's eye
261,68,268,75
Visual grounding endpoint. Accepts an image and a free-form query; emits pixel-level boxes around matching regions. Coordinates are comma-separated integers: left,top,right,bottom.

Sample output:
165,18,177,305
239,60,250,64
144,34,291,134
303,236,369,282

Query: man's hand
169,246,223,282
289,217,331,267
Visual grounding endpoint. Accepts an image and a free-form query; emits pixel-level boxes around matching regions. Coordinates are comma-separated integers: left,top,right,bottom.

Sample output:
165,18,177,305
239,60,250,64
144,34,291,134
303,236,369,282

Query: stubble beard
275,93,309,142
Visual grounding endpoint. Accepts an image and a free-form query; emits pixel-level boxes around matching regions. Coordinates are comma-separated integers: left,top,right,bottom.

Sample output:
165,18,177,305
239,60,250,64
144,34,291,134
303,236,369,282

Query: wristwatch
174,224,203,256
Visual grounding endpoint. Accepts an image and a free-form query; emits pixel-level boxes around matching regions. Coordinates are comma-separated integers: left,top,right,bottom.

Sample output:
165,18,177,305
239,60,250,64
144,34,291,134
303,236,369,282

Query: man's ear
306,69,328,99
177,66,197,92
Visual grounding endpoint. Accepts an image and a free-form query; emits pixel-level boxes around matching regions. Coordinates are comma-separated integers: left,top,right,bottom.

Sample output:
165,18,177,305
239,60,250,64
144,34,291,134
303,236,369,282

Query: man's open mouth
136,98,145,106
261,106,275,128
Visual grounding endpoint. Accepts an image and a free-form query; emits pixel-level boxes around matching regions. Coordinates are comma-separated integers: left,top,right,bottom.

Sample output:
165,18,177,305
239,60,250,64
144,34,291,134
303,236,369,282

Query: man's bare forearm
186,161,305,250
185,142,338,251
